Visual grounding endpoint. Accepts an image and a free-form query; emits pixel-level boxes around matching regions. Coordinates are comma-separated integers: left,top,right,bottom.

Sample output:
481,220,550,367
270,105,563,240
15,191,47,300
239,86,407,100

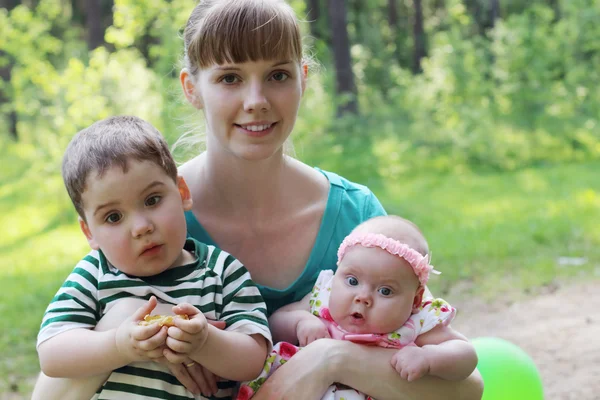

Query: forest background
1,0,599,397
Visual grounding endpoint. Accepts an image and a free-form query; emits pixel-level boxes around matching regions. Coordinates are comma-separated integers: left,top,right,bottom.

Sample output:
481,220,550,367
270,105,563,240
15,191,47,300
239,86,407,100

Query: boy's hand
163,303,209,363
115,296,168,363
296,317,330,347
390,346,431,382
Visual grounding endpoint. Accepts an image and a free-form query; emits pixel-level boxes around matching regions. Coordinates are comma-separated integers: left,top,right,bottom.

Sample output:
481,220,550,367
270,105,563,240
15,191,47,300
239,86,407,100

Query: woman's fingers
163,361,200,395
186,362,218,397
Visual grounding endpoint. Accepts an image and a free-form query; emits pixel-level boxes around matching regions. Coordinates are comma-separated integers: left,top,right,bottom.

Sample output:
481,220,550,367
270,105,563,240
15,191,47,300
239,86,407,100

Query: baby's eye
105,212,122,224
378,287,393,296
345,276,358,286
270,71,289,82
220,74,240,84
145,195,161,207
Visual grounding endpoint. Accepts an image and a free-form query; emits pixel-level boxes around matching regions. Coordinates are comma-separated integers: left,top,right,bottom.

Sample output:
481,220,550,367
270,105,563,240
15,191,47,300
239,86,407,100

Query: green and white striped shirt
38,238,271,399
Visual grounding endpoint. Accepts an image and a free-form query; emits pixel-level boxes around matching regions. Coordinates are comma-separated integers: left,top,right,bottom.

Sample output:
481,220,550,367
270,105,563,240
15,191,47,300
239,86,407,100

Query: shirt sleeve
37,253,101,349
364,191,387,219
217,252,273,349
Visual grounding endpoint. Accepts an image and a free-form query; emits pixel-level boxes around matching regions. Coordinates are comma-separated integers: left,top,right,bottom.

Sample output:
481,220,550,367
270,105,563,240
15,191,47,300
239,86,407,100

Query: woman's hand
159,357,220,397
252,338,337,400
161,319,226,396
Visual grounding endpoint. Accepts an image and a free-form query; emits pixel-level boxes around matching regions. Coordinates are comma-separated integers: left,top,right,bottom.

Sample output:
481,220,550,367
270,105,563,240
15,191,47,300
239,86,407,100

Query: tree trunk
0,0,19,139
85,0,104,50
490,0,500,28
306,0,321,40
412,0,426,74
328,0,358,116
388,0,398,30
548,0,561,21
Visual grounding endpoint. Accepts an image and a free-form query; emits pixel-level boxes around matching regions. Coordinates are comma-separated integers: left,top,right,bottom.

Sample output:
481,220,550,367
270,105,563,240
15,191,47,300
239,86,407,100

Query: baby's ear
79,217,100,250
412,285,426,314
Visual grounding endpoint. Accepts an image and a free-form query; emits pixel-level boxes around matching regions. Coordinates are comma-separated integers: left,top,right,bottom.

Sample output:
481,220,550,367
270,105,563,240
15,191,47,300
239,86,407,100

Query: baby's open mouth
351,312,363,319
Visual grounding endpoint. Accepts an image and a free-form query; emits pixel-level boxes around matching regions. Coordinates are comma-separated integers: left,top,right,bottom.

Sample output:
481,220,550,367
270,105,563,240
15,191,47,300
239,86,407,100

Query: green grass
1,154,599,395
376,162,600,298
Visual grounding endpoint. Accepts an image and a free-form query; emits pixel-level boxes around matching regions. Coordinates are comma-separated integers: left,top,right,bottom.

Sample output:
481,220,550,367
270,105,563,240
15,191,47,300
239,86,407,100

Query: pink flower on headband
337,232,440,286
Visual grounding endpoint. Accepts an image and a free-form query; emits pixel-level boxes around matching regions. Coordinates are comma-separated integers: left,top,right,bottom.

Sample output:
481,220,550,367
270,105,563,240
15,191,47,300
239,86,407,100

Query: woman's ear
412,285,426,314
79,217,100,250
180,69,203,109
177,176,193,211
301,63,308,94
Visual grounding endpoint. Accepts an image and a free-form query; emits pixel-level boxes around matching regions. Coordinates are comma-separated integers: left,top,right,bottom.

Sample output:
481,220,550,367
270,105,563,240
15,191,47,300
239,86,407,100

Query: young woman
176,1,483,399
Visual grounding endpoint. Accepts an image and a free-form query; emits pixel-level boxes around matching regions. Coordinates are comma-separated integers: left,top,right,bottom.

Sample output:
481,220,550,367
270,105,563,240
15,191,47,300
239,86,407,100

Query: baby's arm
269,293,330,346
38,296,167,377
391,325,478,381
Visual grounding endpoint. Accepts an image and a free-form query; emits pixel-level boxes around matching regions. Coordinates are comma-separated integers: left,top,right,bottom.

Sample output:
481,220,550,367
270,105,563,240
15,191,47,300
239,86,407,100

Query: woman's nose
244,81,270,113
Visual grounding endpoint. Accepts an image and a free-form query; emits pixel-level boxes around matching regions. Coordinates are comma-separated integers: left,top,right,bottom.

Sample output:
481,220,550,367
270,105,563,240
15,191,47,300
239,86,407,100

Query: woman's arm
253,339,483,400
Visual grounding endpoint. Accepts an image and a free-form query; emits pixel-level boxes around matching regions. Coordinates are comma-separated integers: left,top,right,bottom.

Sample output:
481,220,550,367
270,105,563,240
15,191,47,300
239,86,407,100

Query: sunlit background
1,0,599,398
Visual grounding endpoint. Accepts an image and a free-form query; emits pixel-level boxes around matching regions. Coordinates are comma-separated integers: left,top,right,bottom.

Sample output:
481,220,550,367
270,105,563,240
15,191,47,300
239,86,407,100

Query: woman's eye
271,71,289,82
378,287,392,296
345,276,358,286
221,74,239,84
105,213,122,224
145,195,161,207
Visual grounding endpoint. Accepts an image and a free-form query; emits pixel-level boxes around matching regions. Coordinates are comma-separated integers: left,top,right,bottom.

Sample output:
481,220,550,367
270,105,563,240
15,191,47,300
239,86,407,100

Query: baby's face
329,245,421,334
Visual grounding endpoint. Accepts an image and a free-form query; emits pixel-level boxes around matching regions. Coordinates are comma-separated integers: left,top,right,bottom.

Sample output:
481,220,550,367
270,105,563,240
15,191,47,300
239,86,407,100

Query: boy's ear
177,176,193,211
412,285,425,314
180,69,203,110
79,217,100,250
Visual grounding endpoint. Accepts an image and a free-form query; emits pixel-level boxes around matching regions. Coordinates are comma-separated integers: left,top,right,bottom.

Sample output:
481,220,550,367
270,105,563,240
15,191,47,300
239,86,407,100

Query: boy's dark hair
62,116,178,220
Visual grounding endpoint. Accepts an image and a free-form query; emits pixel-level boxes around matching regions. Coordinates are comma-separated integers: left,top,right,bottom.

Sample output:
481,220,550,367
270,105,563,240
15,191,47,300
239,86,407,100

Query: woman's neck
193,150,300,220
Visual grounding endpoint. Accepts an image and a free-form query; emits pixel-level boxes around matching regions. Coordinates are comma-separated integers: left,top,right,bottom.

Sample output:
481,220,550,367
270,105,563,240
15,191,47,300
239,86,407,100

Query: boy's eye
378,287,392,296
145,195,161,207
345,276,358,286
271,71,289,82
105,212,122,224
220,74,239,84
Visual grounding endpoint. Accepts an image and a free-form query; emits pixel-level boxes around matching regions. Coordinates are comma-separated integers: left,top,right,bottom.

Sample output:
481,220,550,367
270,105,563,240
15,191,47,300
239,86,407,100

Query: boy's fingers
132,296,157,322
173,303,200,317
131,322,163,341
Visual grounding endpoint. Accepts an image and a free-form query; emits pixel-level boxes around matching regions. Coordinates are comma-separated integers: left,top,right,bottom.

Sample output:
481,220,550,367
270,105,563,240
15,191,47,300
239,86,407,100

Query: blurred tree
0,0,19,139
85,0,103,50
306,0,322,40
328,0,358,115
412,0,425,73
490,0,500,28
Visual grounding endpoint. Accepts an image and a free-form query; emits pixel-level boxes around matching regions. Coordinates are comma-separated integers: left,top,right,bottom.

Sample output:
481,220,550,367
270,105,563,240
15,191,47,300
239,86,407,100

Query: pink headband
337,232,440,286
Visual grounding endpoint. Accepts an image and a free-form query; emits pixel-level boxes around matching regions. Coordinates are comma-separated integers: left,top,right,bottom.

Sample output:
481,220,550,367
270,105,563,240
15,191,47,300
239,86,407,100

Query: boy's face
329,246,424,335
79,160,193,277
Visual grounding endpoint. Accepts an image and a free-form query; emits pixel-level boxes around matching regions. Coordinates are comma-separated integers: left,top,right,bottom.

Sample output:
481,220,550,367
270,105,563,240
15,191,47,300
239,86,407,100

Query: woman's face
183,59,306,162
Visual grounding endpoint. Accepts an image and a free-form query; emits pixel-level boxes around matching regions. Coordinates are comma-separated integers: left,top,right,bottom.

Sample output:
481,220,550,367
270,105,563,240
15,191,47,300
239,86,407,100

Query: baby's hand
296,316,330,347
163,303,209,364
115,296,168,363
390,346,431,382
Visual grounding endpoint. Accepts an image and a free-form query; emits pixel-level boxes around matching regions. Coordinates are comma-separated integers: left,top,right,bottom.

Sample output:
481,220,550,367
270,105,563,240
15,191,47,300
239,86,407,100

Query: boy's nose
132,215,154,238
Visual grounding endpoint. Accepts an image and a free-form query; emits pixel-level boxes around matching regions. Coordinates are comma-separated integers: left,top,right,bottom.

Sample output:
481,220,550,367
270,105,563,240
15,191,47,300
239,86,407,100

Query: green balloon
473,337,544,400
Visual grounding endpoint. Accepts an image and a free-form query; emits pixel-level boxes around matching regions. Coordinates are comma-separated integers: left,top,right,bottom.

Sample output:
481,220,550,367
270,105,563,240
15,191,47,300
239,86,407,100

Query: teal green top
185,168,386,315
